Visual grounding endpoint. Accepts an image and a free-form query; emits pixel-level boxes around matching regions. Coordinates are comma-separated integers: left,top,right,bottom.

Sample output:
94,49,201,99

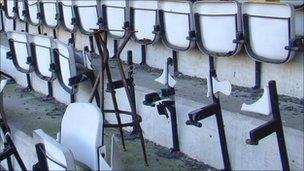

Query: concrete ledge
1,42,304,170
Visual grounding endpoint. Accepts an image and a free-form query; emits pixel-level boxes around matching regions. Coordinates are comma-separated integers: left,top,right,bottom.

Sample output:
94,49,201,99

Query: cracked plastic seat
51,39,94,97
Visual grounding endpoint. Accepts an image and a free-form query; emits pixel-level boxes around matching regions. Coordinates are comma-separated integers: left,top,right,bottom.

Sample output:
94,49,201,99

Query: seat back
158,0,194,51
29,34,54,81
33,129,76,171
3,0,16,19
242,2,295,63
51,39,77,94
25,0,41,26
129,1,158,44
74,0,100,34
193,1,242,57
60,103,103,170
58,0,76,32
40,0,59,28
17,0,26,22
7,31,32,74
102,0,127,39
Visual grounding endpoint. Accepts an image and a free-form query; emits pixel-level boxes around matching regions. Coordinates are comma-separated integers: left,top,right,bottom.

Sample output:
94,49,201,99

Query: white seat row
3,0,303,64
6,31,94,99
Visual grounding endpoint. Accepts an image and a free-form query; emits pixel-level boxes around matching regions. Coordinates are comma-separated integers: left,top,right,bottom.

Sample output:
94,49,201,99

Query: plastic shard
207,76,232,97
241,85,272,115
155,62,176,87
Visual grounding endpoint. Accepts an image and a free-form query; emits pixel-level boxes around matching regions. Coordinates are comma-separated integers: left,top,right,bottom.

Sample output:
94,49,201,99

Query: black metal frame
33,143,69,171
0,72,16,84
245,81,290,171
58,1,77,33
194,11,241,57
0,4,4,32
143,57,180,158
24,0,41,26
3,0,17,19
89,28,148,165
186,56,231,170
158,1,195,52
39,0,60,29
33,143,49,171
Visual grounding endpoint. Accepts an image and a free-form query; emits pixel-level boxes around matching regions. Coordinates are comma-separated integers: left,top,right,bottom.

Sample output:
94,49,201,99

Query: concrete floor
2,82,216,170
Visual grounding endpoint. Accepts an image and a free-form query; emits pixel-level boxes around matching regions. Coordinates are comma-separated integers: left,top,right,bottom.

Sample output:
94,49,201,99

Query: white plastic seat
193,1,242,57
40,0,59,29
25,0,40,26
74,0,101,34
3,0,16,19
101,0,127,39
51,39,77,94
158,1,195,51
129,1,158,44
60,103,104,170
34,103,106,170
33,129,76,171
7,31,32,74
58,0,76,32
29,34,55,81
242,2,296,64
17,0,26,22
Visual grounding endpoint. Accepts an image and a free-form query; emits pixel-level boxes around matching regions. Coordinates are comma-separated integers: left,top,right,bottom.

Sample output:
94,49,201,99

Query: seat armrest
33,129,76,171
